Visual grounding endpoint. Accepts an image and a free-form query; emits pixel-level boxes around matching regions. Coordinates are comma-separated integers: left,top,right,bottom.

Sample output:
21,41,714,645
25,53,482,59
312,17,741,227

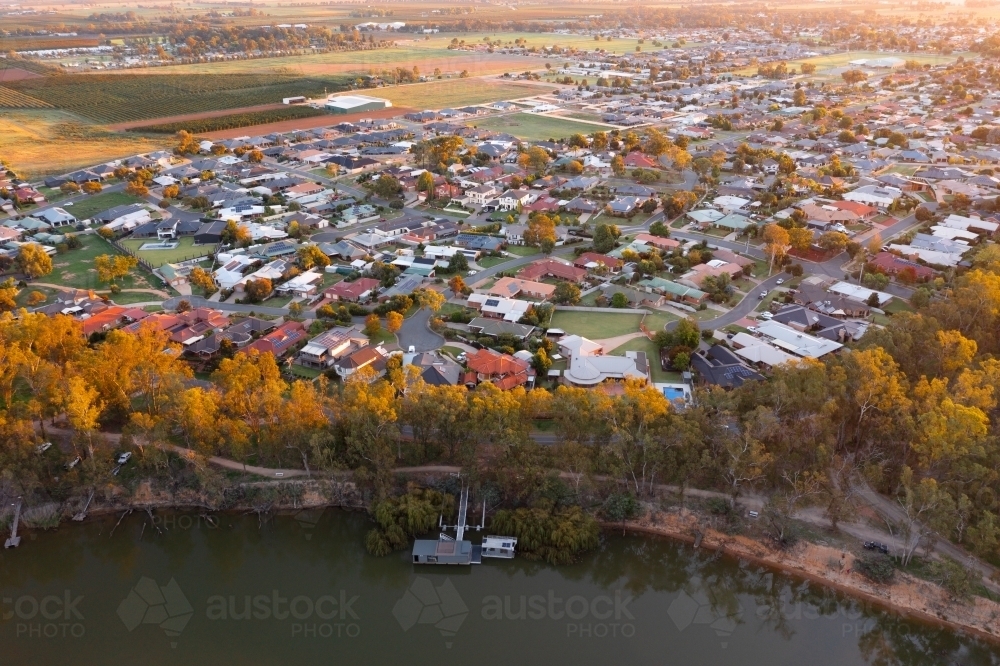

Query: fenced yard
119,236,214,267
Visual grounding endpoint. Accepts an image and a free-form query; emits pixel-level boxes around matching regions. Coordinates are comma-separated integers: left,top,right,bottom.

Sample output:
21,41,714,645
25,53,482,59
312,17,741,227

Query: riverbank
615,509,1000,646
8,474,1000,647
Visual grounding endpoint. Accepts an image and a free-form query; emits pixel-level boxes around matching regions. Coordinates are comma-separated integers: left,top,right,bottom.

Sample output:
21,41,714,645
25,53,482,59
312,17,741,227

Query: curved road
396,307,445,352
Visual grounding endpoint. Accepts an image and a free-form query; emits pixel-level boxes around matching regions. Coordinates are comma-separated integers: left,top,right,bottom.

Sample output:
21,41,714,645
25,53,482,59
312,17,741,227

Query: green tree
553,281,581,305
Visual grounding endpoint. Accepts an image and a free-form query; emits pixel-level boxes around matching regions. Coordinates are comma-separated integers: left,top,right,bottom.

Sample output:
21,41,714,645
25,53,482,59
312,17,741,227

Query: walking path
35,423,1000,590
592,331,647,350
30,283,173,299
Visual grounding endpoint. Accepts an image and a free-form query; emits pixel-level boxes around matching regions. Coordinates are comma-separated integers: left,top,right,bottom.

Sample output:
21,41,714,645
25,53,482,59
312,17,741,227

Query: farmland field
377,79,550,109
466,112,609,142
3,72,352,124
97,45,537,80
0,110,169,178
0,86,52,108
134,105,330,134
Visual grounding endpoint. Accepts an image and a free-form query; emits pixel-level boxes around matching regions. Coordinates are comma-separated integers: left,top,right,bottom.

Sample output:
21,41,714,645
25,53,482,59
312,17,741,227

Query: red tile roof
244,320,307,356
869,252,936,279
466,348,530,389
326,278,380,301
574,252,623,270
80,306,128,335
518,258,587,283
623,152,658,169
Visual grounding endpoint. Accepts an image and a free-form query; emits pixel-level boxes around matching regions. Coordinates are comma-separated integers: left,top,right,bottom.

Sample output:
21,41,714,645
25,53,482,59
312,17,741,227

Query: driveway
396,307,444,352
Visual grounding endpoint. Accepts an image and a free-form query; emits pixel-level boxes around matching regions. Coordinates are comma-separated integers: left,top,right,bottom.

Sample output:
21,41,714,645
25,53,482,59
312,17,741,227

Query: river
1,510,998,665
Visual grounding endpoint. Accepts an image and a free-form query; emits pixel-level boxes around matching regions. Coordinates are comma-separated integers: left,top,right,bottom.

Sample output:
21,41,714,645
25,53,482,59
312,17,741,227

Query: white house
32,207,76,227
842,185,900,210
712,196,750,214
466,184,499,205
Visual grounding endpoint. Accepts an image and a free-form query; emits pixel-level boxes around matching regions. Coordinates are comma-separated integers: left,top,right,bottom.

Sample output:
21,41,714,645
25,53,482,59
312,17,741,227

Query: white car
117,452,132,465
775,279,784,285
408,345,416,353
36,442,53,454
759,312,774,320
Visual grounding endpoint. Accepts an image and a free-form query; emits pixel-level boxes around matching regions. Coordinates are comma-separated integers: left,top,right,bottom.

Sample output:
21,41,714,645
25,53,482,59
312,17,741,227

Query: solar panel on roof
485,299,500,307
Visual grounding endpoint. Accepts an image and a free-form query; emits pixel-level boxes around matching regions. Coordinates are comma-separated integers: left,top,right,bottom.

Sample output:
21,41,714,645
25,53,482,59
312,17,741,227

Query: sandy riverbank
612,509,1000,646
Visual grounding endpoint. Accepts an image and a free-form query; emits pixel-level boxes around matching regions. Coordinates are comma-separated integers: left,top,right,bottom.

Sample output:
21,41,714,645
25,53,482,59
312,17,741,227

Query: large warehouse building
324,94,392,114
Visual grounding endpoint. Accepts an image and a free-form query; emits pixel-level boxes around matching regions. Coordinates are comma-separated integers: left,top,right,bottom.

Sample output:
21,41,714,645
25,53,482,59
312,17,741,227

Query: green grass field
641,310,679,333
549,311,643,339
66,191,145,221
45,234,158,291
467,112,609,142
504,245,542,258
119,236,215,267
734,50,968,77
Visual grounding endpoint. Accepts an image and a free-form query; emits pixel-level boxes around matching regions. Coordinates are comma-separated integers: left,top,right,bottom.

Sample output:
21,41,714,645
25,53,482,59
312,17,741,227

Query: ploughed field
0,72,352,124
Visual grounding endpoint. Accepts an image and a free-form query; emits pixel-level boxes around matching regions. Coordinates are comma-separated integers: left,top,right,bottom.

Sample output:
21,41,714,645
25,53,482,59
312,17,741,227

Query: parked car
747,326,758,333
117,452,132,465
36,442,53,454
758,292,767,300
775,279,784,285
66,456,81,470
759,312,774,320
407,346,416,353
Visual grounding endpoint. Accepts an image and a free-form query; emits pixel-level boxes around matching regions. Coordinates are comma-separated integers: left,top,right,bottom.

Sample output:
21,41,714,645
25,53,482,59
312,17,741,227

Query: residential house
607,196,642,217
325,277,380,302
869,251,937,280
244,320,307,357
598,283,665,308
843,185,900,210
486,277,555,300
297,327,369,369
558,335,648,387
32,207,76,228
691,345,764,388
335,345,390,380
573,252,622,273
464,348,532,390
466,293,532,322
518,258,587,283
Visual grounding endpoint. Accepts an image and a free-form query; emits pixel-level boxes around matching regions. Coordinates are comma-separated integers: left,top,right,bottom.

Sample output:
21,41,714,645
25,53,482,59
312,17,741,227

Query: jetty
412,487,517,565
73,490,95,522
5,498,22,549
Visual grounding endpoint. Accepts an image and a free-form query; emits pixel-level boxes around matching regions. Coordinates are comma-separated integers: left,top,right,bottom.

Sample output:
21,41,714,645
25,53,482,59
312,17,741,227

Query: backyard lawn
119,236,214,267
476,255,509,268
45,234,159,291
641,310,679,333
64,191,146,221
549,311,643,339
504,245,542,258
